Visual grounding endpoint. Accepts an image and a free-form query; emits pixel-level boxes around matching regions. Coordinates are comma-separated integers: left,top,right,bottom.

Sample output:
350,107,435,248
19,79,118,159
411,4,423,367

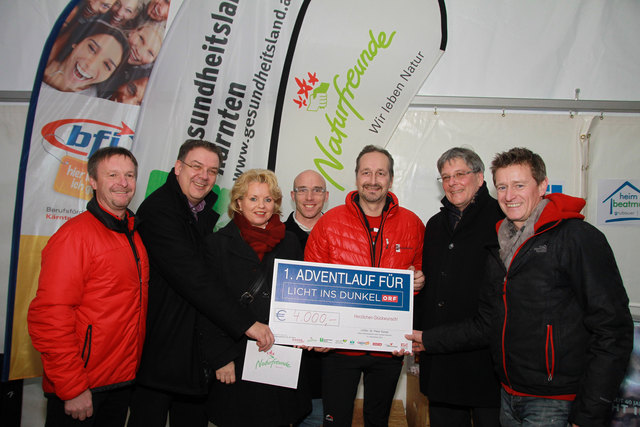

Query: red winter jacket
305,191,424,356
305,191,424,271
28,199,149,400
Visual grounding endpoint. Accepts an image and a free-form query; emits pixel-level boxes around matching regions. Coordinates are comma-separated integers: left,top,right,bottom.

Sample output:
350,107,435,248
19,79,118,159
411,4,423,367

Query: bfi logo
68,126,126,158
41,119,135,159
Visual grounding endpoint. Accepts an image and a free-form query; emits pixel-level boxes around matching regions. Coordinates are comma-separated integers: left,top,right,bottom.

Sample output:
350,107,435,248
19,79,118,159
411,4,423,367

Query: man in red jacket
305,144,425,427
28,147,149,426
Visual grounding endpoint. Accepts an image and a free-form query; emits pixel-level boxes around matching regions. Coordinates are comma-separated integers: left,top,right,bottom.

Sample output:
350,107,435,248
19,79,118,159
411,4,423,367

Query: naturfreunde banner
129,0,304,213
273,0,447,206
4,0,176,380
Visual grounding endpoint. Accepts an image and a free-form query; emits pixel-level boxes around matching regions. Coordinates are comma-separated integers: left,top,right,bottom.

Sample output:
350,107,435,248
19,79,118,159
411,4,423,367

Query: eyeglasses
294,186,326,195
179,160,219,177
437,170,476,183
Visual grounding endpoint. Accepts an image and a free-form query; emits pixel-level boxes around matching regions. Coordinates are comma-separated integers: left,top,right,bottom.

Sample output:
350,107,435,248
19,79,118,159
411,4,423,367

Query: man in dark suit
414,147,503,427
128,139,274,427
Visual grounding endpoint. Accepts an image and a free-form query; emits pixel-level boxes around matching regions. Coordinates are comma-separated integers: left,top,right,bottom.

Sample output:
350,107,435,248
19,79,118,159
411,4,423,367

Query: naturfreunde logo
292,72,329,111
292,29,396,191
255,350,292,369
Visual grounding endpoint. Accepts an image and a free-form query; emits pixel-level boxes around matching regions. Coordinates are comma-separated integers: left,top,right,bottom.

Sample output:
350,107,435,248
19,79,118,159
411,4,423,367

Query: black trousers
126,384,207,427
45,387,132,427
321,353,403,427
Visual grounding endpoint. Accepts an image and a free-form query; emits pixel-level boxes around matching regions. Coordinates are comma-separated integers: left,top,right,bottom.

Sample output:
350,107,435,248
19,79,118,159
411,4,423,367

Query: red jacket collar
496,193,585,233
345,190,399,216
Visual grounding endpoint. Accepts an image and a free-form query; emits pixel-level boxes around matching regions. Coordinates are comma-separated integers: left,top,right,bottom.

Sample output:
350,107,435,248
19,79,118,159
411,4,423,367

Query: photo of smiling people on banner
43,0,168,103
43,19,129,96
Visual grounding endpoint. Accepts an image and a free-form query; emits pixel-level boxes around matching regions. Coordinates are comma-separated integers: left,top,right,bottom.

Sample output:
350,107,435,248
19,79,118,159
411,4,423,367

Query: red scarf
233,213,285,260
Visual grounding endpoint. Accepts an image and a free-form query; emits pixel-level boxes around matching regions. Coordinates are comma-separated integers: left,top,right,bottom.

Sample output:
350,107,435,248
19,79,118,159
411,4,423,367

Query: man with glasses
305,145,425,426
413,147,503,427
128,139,274,427
285,169,329,427
285,169,329,248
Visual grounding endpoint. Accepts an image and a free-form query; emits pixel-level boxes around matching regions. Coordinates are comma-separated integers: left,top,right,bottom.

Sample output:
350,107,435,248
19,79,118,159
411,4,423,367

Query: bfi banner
5,0,176,380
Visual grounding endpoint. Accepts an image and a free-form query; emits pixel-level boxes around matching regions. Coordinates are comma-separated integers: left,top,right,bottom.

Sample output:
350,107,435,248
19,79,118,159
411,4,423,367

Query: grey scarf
498,199,549,268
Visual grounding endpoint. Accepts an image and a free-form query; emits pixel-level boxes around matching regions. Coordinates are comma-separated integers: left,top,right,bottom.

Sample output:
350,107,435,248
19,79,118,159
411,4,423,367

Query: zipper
124,224,144,361
500,274,509,387
352,195,393,267
546,324,555,381
374,209,391,267
81,325,92,368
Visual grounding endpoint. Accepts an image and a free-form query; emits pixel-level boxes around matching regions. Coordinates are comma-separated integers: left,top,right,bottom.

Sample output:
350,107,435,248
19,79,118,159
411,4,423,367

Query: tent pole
411,95,640,114
3,91,640,114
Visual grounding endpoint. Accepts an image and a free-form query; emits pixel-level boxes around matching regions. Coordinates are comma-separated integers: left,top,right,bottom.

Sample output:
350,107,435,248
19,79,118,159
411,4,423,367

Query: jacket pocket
81,325,93,368
545,324,555,381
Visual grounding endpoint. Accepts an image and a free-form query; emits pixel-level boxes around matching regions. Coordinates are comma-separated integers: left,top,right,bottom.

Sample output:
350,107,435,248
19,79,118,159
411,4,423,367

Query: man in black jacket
414,147,503,427
285,169,328,427
406,147,633,427
127,139,274,427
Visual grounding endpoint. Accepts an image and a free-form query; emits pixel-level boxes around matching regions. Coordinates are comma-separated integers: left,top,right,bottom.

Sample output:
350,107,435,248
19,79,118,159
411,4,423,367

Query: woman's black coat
201,220,311,427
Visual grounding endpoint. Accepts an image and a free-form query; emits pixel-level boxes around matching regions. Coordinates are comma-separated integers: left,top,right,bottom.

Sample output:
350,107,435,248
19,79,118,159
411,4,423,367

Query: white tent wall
0,105,27,356
419,1,640,101
1,0,640,425
584,115,640,310
0,1,70,92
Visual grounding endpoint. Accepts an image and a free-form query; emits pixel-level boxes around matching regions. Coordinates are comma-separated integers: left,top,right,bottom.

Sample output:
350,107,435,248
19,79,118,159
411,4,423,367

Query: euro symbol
276,310,287,321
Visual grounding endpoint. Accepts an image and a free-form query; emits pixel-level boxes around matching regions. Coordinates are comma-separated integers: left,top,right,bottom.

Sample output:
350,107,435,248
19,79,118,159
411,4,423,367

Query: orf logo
292,72,329,111
381,294,398,303
41,118,135,159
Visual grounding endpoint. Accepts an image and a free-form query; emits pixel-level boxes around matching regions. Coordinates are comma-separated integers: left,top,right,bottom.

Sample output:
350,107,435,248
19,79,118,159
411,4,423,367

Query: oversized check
268,259,413,353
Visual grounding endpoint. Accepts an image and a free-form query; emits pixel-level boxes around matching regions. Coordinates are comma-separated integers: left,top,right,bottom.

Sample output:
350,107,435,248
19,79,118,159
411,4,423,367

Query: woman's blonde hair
228,169,283,218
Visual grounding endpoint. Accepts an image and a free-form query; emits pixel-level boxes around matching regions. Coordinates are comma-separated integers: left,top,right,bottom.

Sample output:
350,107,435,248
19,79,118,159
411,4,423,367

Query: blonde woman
202,169,311,427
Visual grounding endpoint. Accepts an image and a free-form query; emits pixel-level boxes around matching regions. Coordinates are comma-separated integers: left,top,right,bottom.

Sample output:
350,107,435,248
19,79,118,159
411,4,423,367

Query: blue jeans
500,388,572,427
296,398,323,427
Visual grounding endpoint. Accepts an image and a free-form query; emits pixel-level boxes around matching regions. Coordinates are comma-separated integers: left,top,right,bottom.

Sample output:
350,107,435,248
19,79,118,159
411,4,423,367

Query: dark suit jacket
414,183,503,407
135,170,255,395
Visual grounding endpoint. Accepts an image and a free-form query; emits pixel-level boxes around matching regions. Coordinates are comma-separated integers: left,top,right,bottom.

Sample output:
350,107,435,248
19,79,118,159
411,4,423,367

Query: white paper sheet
241,341,302,389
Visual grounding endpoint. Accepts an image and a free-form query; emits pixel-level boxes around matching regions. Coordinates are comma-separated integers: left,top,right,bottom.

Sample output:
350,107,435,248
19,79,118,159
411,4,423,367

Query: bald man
285,170,329,248
285,169,328,426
